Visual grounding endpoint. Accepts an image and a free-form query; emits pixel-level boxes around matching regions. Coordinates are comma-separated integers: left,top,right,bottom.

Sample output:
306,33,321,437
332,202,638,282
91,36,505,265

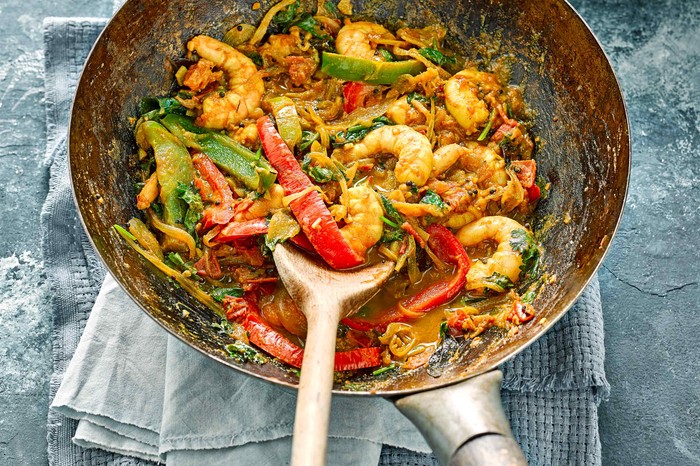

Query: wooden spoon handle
290,300,340,466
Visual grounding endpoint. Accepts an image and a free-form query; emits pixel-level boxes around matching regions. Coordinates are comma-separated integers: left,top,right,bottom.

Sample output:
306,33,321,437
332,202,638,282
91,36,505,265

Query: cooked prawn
385,96,427,126
456,216,526,292
444,69,500,135
234,184,284,221
338,185,384,260
336,22,395,60
432,142,508,188
333,125,433,186
187,35,264,130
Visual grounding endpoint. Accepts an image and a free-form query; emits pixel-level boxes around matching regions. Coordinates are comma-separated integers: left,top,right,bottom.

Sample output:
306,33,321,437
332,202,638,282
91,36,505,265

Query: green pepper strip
268,96,302,149
161,114,277,191
320,52,426,85
136,120,195,225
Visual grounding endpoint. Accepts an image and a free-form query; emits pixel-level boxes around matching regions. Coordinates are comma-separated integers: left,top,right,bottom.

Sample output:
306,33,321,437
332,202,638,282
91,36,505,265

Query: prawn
385,96,427,126
444,69,500,135
187,35,264,130
234,184,285,221
456,216,526,292
336,22,395,60
333,125,433,186
432,142,508,188
338,185,384,260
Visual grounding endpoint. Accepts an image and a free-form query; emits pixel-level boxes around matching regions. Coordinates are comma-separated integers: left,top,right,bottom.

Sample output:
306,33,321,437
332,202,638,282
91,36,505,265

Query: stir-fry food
116,0,548,377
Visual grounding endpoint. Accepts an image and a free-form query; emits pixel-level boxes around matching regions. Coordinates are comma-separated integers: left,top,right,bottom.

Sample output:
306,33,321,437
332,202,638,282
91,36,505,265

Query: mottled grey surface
0,0,698,465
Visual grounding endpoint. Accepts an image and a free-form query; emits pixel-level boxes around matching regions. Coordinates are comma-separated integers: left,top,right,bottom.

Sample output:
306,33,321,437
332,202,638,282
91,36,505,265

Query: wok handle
395,370,526,466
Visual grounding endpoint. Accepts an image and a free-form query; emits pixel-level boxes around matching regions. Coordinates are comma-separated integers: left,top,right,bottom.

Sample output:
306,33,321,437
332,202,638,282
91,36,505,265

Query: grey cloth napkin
43,17,610,466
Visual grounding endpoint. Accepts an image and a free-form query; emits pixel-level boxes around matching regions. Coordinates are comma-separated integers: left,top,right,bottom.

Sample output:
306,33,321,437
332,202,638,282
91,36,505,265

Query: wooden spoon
272,242,394,466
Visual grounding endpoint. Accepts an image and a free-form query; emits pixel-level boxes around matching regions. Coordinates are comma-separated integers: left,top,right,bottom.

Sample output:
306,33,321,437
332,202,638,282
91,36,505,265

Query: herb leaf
272,0,300,29
211,318,235,335
301,154,335,183
139,97,186,118
510,228,541,280
407,92,430,106
418,47,456,66
331,116,393,147
379,194,404,225
420,189,447,210
535,175,550,200
483,272,516,292
299,130,319,151
377,48,395,62
211,287,245,302
175,182,203,235
372,364,396,376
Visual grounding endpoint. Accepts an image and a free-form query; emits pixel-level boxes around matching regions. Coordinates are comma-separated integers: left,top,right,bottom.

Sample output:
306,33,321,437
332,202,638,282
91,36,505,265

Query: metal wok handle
395,370,527,466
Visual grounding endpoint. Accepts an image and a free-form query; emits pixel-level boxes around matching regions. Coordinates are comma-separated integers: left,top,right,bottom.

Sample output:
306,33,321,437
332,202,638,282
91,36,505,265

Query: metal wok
69,0,629,463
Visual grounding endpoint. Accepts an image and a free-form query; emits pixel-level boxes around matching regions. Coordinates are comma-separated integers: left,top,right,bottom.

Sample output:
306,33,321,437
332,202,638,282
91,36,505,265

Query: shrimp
187,35,264,130
333,125,433,186
336,22,395,60
432,142,507,188
234,184,284,221
444,69,500,135
385,96,427,126
456,216,526,292
338,185,384,260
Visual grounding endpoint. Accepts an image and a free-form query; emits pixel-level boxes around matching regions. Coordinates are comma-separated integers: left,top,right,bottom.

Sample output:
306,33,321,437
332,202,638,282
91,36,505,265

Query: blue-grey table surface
1,0,698,464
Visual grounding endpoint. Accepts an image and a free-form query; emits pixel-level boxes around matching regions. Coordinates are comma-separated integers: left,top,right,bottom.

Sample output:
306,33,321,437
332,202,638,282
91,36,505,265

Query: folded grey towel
42,17,609,466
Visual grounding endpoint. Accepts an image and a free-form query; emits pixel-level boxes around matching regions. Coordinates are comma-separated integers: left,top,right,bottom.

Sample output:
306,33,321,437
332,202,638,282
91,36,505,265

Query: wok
69,0,630,463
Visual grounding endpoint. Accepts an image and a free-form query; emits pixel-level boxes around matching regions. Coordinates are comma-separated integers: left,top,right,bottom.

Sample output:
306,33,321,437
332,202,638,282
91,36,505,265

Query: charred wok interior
70,0,629,395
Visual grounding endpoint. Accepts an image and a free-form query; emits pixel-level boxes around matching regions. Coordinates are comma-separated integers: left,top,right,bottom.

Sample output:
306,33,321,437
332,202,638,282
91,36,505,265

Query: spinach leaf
139,97,186,118
483,272,516,292
377,48,395,62
175,182,203,236
272,0,300,29
407,92,430,106
299,130,319,151
167,252,186,268
418,47,456,66
510,228,541,280
521,289,537,304
301,154,335,183
379,194,404,225
331,116,393,147
211,287,245,302
211,318,235,335
380,228,404,243
535,175,550,200
294,14,329,40
420,189,447,211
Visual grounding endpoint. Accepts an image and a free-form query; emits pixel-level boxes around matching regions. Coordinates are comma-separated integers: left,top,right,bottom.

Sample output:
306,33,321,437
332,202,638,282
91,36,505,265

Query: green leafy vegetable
324,1,338,17
380,215,400,229
174,182,203,236
510,228,541,280
245,52,263,67
211,287,245,302
299,130,320,151
521,290,537,304
113,224,137,241
226,341,268,364
331,116,393,147
407,92,430,106
377,48,395,62
139,97,186,118
380,228,404,243
272,0,300,28
211,318,235,335
294,14,329,40
379,194,404,225
418,47,456,66
167,252,186,268
272,1,328,39
535,175,550,200
483,272,516,292
301,154,336,183
439,320,449,340
419,189,447,210
372,364,396,376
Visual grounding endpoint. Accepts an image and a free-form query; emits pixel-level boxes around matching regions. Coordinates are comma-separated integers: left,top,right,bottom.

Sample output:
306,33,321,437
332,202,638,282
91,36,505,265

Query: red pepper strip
343,82,373,114
216,218,269,242
510,160,536,188
289,232,316,253
242,313,380,370
342,225,470,331
257,116,363,269
192,153,236,229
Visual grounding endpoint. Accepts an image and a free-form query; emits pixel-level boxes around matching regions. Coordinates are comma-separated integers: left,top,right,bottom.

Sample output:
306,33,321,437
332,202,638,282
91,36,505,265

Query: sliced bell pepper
526,184,541,202
257,116,364,269
216,218,269,242
343,82,374,113
342,224,470,331
192,153,236,229
137,120,195,225
161,114,277,191
267,96,302,149
321,52,425,85
242,313,380,370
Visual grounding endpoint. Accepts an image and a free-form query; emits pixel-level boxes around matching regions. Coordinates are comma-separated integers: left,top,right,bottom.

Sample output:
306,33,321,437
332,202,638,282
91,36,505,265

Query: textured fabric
42,17,609,466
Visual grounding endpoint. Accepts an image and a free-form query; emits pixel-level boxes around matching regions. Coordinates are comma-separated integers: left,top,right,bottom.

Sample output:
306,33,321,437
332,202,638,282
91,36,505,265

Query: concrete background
0,0,697,464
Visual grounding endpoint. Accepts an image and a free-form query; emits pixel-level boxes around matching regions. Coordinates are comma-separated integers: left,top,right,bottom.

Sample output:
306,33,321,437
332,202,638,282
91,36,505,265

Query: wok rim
68,0,631,397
